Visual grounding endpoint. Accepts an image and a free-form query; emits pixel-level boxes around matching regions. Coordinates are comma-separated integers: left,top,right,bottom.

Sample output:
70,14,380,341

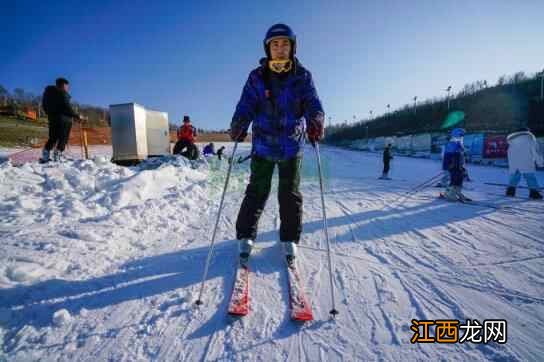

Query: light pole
369,110,373,120
445,86,452,110
386,104,390,114
540,69,544,101
413,96,417,115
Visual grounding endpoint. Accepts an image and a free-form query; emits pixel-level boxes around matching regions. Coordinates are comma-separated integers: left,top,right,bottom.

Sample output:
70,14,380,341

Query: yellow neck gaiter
268,59,292,73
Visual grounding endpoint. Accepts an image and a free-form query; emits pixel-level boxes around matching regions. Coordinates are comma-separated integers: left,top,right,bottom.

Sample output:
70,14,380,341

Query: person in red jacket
173,115,199,160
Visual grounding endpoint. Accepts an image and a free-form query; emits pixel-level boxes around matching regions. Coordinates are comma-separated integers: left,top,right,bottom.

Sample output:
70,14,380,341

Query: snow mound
5,262,49,283
52,309,72,327
0,156,212,287
1,156,208,225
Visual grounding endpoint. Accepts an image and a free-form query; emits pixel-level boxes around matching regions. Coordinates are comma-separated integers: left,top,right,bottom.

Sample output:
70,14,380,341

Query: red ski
228,264,250,316
286,263,313,321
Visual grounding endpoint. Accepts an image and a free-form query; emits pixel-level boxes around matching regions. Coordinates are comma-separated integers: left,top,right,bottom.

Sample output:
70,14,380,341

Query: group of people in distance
172,115,227,161
379,127,543,201
438,127,542,201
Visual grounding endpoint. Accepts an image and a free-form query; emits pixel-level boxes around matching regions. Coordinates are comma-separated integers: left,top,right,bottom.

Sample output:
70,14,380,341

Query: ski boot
39,149,50,164
455,187,472,202
505,186,516,197
442,186,459,201
53,150,64,162
283,241,297,266
238,239,253,266
529,189,542,200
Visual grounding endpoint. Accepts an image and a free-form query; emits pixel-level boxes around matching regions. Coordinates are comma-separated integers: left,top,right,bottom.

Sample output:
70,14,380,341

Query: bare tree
13,88,26,103
512,71,527,84
0,85,8,105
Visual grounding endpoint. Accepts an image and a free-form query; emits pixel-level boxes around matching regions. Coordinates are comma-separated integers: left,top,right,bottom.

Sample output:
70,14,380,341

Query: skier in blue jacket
230,24,324,265
442,128,470,201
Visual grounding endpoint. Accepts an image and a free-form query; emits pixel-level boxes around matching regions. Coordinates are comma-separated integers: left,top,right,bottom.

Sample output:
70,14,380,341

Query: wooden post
79,122,85,159
83,129,89,160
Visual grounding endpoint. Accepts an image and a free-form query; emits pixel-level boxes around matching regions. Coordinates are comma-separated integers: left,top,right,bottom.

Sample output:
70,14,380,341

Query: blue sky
1,0,543,129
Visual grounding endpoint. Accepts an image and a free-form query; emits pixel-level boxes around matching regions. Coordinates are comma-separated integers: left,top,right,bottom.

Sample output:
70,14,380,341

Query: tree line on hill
325,70,544,144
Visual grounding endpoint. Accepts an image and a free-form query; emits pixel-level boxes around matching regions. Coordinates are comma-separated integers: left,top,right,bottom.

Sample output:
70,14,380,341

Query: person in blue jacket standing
230,24,324,265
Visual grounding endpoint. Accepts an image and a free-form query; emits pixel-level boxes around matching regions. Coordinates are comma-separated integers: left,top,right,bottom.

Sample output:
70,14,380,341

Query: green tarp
441,111,465,129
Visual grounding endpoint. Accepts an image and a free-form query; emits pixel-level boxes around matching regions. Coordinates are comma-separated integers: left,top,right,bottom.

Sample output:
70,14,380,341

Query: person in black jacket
216,146,226,160
380,144,393,179
40,78,81,163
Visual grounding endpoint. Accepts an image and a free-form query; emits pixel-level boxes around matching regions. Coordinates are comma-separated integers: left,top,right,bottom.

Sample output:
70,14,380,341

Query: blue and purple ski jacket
231,58,324,161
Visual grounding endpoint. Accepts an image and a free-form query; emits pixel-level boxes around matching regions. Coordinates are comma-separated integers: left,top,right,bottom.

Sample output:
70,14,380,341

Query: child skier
442,128,470,201
230,23,324,265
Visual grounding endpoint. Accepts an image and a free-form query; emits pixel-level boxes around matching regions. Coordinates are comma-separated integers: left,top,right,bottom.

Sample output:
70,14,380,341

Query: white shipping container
411,133,432,152
146,110,170,157
110,103,148,162
396,135,413,152
109,103,170,163
374,137,386,150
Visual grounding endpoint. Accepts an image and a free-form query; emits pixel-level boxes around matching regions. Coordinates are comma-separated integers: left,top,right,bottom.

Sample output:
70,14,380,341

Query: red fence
483,135,508,158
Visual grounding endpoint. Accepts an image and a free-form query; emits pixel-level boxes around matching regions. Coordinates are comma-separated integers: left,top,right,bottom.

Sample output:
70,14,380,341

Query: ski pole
409,170,446,193
313,142,339,317
389,170,446,207
195,140,239,306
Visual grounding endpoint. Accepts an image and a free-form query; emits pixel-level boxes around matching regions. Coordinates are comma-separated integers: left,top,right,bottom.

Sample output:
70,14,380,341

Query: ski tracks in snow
2,147,543,361
303,172,540,360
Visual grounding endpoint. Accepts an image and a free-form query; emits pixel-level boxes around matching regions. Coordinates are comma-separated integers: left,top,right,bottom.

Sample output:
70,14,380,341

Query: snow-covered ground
1,144,543,361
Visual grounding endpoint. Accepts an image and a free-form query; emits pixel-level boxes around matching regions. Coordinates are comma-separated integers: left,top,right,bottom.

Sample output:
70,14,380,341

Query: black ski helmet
263,23,296,58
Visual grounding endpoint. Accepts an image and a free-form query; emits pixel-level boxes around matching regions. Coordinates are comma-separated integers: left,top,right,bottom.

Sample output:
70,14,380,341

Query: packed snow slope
1,145,543,361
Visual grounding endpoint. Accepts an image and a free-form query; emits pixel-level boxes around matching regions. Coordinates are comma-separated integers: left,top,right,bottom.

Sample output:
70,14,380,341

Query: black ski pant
383,160,390,174
173,140,198,160
44,118,72,152
236,155,302,243
448,153,464,187
450,168,464,187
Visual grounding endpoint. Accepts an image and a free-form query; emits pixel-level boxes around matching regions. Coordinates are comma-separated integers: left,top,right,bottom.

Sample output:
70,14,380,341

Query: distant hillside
326,71,544,144
0,85,109,127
